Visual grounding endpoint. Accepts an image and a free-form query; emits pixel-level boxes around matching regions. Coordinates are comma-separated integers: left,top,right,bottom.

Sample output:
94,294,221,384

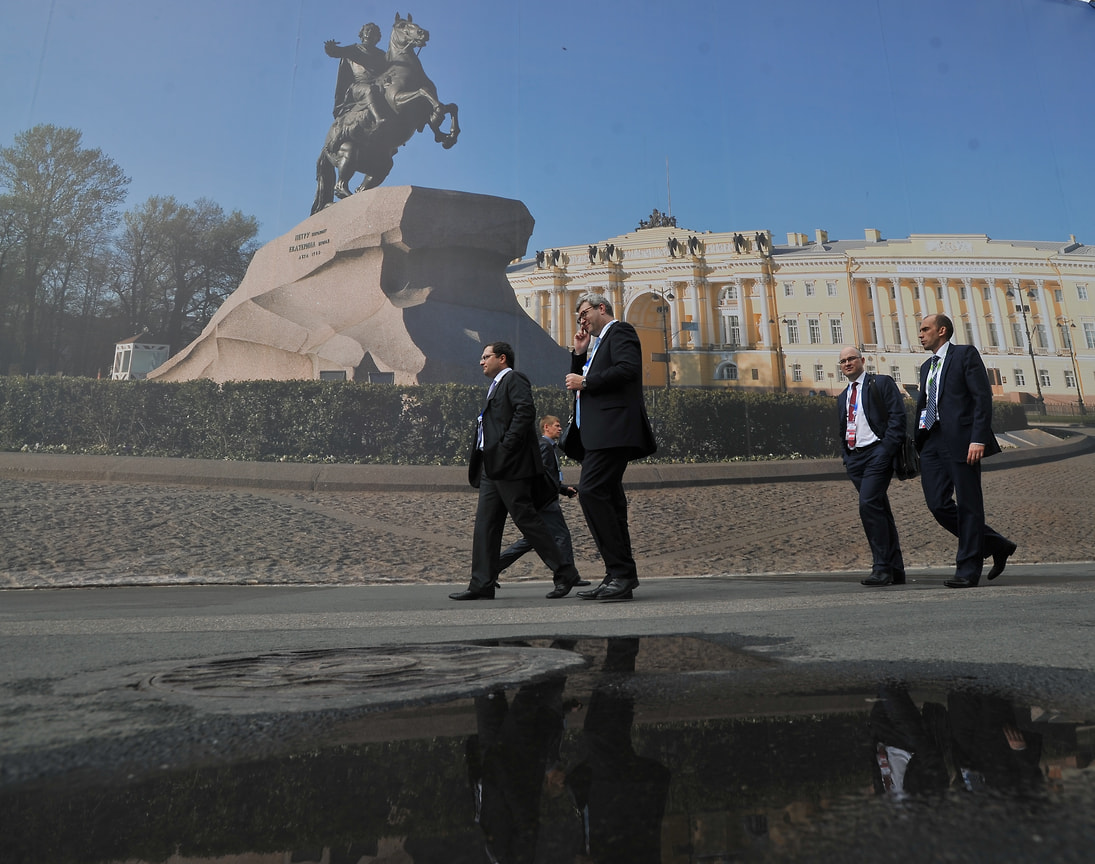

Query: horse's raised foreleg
429,103,459,149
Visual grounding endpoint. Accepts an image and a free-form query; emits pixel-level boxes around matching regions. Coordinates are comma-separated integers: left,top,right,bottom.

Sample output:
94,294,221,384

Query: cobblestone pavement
2,451,1093,589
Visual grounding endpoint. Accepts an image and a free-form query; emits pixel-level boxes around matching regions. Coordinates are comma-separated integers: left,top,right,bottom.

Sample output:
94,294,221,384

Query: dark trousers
577,448,637,584
844,444,905,575
918,428,1009,580
499,499,574,572
470,472,579,591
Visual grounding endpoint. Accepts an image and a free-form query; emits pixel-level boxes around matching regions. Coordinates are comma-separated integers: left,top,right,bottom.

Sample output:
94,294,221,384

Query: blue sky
2,0,1093,254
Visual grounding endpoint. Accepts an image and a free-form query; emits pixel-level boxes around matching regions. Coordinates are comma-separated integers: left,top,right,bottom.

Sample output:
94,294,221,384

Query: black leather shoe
448,588,495,601
598,578,637,601
546,582,575,599
576,579,591,587
944,577,978,589
577,583,608,600
861,571,896,587
987,541,1017,581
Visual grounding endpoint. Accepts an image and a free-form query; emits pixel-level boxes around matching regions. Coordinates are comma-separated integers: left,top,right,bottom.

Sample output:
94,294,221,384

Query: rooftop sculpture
311,13,459,215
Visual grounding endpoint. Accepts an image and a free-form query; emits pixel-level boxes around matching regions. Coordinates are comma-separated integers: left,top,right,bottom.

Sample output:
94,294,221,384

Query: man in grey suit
564,293,657,602
837,346,908,587
449,342,584,601
915,314,1016,588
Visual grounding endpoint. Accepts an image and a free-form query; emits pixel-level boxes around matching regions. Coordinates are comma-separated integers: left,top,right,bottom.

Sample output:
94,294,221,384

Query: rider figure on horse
325,23,390,131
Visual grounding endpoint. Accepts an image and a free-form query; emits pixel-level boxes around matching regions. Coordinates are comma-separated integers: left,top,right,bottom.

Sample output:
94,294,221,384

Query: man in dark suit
449,342,584,601
915,314,1016,588
564,293,657,601
494,415,589,587
837,346,908,587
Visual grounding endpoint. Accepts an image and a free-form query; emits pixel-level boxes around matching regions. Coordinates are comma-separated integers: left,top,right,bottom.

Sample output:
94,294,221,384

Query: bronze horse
311,13,459,215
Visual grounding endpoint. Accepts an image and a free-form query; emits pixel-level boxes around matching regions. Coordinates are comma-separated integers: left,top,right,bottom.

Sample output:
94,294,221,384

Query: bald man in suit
915,314,1016,588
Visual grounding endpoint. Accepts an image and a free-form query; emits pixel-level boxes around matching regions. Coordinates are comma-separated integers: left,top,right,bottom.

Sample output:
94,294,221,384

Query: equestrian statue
311,13,460,215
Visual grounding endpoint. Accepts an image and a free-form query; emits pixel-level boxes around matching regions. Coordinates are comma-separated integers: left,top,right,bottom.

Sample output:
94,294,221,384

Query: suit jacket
914,342,1001,460
539,435,573,497
837,373,907,459
570,320,657,459
468,369,543,487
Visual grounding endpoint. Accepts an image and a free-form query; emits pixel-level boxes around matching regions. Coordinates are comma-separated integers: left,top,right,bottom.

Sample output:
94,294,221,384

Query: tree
110,196,259,352
0,125,129,374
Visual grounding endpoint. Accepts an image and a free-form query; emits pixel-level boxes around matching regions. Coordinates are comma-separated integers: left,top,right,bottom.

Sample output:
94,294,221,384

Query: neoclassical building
507,226,1095,409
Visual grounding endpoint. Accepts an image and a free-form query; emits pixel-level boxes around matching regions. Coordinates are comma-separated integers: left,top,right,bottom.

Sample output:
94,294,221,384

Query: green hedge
0,377,1027,464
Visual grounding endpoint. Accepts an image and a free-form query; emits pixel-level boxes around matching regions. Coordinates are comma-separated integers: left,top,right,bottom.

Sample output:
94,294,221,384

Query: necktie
924,356,940,430
477,379,498,448
846,382,858,448
576,336,600,427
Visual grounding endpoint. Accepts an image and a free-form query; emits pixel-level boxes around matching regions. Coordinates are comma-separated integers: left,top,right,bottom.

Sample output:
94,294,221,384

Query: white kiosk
111,334,169,380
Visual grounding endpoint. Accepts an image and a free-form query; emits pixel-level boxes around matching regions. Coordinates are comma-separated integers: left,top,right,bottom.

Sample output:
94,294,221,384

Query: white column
756,276,771,345
962,278,983,350
1008,279,1030,350
939,278,956,332
1035,279,1056,353
889,277,910,350
986,278,1006,348
688,279,702,347
867,277,883,347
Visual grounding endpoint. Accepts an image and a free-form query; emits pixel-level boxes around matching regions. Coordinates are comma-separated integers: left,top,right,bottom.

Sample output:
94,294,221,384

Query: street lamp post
1007,286,1046,414
1058,318,1086,415
768,316,788,393
652,288,674,389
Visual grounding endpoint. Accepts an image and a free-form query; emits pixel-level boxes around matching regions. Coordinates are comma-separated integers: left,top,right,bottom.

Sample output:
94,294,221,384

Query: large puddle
3,636,1093,863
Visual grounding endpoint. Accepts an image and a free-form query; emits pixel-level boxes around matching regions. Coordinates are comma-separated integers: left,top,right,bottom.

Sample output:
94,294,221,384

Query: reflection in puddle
2,636,1093,863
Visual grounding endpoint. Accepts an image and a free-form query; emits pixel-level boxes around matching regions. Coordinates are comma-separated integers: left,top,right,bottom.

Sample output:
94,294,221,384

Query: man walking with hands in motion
564,293,657,602
915,314,1016,588
837,346,908,587
450,342,584,601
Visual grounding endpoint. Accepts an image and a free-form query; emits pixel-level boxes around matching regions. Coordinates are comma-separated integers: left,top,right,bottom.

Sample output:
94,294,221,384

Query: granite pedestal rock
150,187,567,385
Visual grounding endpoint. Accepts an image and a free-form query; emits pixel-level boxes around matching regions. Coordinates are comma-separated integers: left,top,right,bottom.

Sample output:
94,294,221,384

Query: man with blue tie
915,315,1016,588
449,343,584,601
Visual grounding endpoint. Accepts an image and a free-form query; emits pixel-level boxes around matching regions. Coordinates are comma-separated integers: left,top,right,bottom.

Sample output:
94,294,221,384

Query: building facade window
720,284,738,302
751,368,759,380
1065,370,1077,389
791,363,802,382
1079,284,1089,301
1055,288,1064,302
808,318,821,343
715,361,738,381
1034,324,1048,349
1084,322,1095,349
893,321,902,344
1012,322,1026,347
1014,368,1026,386
785,320,800,344
830,319,843,343
827,281,838,297
722,314,741,346
1039,369,1051,388
805,281,815,297
890,366,902,383
783,282,794,297
814,363,825,382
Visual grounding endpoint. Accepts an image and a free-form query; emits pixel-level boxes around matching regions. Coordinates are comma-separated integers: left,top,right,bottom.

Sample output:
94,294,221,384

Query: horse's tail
311,152,336,216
